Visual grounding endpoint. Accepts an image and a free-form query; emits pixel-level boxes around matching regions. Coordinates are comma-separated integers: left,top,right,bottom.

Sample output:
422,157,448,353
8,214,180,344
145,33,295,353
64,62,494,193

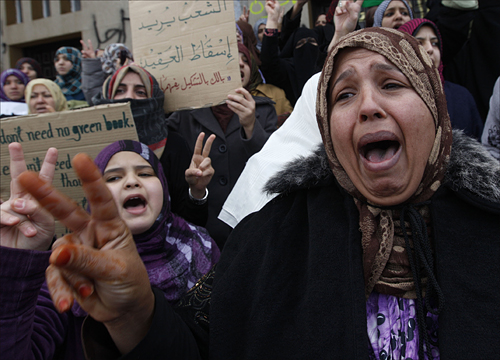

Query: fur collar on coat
265,130,500,204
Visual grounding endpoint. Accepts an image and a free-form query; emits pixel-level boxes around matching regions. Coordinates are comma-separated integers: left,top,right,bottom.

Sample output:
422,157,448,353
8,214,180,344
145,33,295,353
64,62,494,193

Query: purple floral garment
367,292,439,360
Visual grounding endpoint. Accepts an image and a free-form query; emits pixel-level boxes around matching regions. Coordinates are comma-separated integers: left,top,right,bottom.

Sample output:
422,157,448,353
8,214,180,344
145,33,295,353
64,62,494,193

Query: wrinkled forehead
320,30,440,125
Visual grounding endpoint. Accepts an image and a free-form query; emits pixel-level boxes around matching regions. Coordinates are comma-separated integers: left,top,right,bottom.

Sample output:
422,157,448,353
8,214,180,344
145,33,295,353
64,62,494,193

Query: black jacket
83,130,500,359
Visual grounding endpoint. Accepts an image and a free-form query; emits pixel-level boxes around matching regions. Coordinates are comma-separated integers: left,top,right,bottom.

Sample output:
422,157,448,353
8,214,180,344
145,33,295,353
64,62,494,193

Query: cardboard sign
0,103,138,238
129,0,241,112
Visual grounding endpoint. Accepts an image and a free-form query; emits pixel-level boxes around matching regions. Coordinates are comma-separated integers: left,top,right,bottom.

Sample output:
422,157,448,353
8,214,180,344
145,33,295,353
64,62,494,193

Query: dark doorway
20,35,82,80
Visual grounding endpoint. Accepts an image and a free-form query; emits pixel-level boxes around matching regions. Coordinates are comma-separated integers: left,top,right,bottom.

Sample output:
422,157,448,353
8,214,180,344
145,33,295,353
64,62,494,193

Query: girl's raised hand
227,87,256,139
185,132,215,199
0,143,57,251
18,153,153,354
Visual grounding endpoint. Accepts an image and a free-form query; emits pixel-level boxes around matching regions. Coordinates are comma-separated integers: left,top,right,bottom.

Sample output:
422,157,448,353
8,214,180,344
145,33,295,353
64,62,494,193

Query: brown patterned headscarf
316,28,453,302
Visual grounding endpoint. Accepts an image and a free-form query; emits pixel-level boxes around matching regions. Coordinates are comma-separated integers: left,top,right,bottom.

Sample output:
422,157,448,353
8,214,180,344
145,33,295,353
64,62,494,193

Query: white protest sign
129,0,241,112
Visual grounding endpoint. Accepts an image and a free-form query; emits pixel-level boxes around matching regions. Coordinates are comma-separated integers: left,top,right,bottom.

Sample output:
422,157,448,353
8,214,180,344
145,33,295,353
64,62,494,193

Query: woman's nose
124,175,141,188
358,88,386,122
425,43,433,55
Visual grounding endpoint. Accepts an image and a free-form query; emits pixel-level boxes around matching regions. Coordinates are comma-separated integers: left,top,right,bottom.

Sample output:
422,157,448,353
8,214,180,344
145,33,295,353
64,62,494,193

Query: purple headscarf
93,140,220,304
0,69,29,102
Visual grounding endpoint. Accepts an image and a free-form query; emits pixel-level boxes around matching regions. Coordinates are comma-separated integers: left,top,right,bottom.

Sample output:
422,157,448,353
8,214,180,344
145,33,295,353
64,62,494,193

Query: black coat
166,96,277,249
83,131,500,359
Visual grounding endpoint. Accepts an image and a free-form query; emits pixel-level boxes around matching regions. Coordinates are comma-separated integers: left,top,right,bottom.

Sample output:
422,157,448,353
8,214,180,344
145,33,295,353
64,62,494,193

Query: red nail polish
58,299,69,312
78,285,93,298
55,248,71,266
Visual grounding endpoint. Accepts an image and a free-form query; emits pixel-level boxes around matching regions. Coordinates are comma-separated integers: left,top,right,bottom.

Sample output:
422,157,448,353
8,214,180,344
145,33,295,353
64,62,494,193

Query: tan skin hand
80,39,96,59
0,143,57,251
226,87,256,139
239,5,250,22
18,153,154,355
328,0,364,52
265,0,281,29
185,132,216,199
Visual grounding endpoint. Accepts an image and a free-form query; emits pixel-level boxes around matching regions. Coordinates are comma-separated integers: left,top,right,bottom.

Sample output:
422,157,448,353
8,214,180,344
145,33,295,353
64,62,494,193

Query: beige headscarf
316,27,453,300
25,79,68,114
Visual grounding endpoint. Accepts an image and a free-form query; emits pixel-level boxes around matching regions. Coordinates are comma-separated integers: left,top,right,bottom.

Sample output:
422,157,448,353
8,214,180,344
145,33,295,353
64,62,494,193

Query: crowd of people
1,0,499,359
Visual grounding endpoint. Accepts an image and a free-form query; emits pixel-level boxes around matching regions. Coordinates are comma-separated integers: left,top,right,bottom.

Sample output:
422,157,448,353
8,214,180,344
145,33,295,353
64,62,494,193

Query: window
60,0,80,14
32,0,50,20
15,0,22,23
70,0,81,12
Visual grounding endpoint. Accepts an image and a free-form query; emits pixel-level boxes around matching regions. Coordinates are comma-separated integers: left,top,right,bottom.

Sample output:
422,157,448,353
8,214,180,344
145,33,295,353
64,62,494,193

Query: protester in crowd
21,27,500,360
482,76,500,161
93,64,212,227
25,79,68,114
81,39,134,105
253,18,267,51
361,0,385,27
373,0,413,28
15,57,43,80
225,0,365,227
315,13,327,26
426,0,500,121
260,0,323,106
0,140,220,360
53,46,86,102
278,0,334,53
236,20,261,62
242,43,293,127
399,19,483,139
0,69,29,116
166,52,277,248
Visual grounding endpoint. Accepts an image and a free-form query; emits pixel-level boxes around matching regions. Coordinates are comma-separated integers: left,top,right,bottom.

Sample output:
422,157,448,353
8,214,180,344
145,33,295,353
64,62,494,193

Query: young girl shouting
0,140,219,360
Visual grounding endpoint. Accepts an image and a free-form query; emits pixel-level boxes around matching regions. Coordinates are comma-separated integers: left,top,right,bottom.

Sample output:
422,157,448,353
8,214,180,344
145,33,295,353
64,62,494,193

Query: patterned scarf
25,79,68,113
93,140,220,303
54,47,82,97
0,69,29,102
399,18,446,85
316,27,452,299
100,43,134,75
95,64,168,156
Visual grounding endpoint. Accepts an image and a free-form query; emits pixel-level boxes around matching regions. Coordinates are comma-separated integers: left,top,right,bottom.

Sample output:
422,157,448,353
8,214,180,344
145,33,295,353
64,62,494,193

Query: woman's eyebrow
134,165,153,171
372,63,401,73
332,68,354,89
103,167,123,175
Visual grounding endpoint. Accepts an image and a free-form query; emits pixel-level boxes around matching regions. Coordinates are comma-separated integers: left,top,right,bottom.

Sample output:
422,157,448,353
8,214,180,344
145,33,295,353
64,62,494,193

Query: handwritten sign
129,0,241,112
0,103,139,238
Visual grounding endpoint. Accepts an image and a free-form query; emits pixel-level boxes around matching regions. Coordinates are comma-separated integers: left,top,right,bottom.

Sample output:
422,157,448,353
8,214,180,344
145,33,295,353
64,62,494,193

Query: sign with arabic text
129,0,241,112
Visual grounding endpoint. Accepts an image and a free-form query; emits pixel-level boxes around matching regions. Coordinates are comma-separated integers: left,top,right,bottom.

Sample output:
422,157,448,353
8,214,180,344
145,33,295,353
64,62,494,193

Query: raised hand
265,0,281,28
227,87,257,139
239,5,250,22
185,132,215,199
0,143,57,251
18,153,154,354
328,0,364,52
80,39,96,59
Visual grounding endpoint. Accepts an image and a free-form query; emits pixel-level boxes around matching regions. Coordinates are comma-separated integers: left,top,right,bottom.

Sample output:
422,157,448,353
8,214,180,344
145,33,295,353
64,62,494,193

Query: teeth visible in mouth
362,140,400,163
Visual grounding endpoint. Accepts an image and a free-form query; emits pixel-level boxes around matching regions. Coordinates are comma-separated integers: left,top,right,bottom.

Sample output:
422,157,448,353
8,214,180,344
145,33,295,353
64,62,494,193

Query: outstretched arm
19,153,154,355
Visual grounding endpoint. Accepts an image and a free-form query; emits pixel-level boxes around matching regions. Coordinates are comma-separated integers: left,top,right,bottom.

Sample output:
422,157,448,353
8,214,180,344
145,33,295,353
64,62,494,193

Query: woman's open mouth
358,132,402,171
123,195,147,215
